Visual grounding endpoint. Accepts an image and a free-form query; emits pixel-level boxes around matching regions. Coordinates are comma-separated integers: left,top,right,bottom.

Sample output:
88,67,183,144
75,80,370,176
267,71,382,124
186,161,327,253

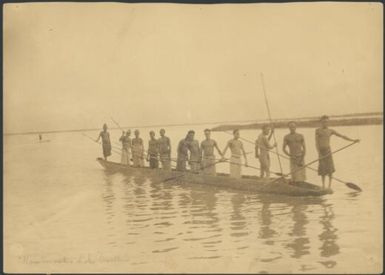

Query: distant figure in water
39,134,42,141
255,124,276,179
158,129,172,171
119,130,132,165
147,131,159,169
132,129,145,167
222,129,248,178
316,115,360,189
96,123,112,160
283,121,306,182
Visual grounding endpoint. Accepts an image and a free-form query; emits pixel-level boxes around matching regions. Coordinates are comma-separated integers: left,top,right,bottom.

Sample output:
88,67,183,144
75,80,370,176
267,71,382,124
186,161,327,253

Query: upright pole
260,73,283,174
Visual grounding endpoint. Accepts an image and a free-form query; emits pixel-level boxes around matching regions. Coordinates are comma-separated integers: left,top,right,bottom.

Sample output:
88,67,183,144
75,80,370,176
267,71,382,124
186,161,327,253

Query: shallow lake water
3,125,383,273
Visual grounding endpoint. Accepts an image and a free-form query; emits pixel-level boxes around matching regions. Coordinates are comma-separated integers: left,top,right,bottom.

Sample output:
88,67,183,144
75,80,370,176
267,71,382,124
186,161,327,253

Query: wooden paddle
81,132,122,155
223,131,362,192
220,158,286,177
260,72,283,174
276,141,362,191
159,159,227,183
110,117,125,132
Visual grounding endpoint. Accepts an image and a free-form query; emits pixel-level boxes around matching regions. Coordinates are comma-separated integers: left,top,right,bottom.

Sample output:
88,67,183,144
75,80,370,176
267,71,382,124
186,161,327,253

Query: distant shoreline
211,115,383,131
4,112,383,136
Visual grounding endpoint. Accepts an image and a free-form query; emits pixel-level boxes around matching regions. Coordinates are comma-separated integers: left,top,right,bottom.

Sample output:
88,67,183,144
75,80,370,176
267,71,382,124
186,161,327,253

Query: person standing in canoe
119,130,132,165
222,129,248,178
176,132,190,171
283,121,306,182
200,129,223,175
96,123,112,160
186,130,201,173
255,124,277,179
316,115,359,189
131,129,145,167
147,131,159,169
158,129,172,171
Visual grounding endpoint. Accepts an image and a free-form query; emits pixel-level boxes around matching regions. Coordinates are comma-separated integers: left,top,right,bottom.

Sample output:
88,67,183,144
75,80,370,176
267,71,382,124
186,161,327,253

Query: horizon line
3,111,383,136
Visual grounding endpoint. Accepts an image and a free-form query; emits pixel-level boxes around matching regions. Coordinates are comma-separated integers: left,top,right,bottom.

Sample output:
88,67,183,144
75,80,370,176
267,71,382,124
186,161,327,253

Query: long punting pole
260,73,283,175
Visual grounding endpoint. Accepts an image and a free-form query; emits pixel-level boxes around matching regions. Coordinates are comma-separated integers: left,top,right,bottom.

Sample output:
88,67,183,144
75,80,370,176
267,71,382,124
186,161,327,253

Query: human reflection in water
121,174,149,213
286,203,310,258
182,185,219,229
150,179,173,213
102,171,118,246
318,203,339,268
102,171,116,221
230,193,248,238
258,196,277,242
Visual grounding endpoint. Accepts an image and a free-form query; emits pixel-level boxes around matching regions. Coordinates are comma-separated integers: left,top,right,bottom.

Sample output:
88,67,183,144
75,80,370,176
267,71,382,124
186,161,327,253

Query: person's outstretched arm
332,130,360,143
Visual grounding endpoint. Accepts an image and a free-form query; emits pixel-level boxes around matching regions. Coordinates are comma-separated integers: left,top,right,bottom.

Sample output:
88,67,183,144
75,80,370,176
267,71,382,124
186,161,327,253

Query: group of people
96,115,359,188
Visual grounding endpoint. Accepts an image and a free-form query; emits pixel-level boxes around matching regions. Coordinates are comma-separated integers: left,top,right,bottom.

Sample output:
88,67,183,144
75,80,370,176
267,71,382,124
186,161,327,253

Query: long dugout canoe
96,158,333,197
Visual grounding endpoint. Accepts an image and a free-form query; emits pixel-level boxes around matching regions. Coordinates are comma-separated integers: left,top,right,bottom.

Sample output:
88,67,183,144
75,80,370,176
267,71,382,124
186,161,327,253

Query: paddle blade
345,182,362,192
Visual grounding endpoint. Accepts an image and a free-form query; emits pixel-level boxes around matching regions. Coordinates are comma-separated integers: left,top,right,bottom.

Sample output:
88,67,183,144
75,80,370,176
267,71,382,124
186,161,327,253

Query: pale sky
3,2,383,133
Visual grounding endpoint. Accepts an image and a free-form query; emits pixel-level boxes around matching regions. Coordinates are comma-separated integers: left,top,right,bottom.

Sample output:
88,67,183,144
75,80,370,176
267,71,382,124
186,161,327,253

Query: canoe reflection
100,170,340,264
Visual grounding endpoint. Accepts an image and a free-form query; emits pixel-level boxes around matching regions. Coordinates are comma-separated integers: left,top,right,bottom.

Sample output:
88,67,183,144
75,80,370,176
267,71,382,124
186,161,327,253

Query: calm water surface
4,125,383,273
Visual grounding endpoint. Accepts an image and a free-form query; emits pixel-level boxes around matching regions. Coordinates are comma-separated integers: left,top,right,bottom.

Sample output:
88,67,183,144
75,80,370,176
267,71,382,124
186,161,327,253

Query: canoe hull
96,158,332,197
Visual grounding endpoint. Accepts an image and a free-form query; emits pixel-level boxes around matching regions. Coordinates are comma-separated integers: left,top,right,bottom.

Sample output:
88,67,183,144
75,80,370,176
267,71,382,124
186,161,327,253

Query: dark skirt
318,147,335,176
176,159,187,171
149,155,159,169
102,142,112,158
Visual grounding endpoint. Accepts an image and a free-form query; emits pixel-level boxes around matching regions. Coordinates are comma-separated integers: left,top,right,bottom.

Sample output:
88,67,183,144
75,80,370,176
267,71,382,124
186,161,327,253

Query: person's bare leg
321,175,325,189
328,174,332,189
266,168,270,180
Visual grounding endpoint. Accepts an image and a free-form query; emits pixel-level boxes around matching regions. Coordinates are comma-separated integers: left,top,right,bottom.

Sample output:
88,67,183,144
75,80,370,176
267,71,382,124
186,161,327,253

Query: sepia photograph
3,1,383,273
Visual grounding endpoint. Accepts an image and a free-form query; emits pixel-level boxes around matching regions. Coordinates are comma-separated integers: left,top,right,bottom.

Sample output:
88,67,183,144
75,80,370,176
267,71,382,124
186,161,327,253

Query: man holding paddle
316,115,360,189
256,124,277,179
96,123,112,160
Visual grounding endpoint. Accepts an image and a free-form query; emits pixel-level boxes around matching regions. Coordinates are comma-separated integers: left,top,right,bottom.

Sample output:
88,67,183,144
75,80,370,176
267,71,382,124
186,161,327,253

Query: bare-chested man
283,121,306,182
176,132,190,172
316,115,359,189
222,129,248,178
200,129,223,175
255,124,277,179
158,129,172,171
186,130,201,172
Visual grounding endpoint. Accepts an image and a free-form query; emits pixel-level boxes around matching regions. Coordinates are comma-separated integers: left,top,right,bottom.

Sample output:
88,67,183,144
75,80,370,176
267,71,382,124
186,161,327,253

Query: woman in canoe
96,123,112,160
131,129,145,167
